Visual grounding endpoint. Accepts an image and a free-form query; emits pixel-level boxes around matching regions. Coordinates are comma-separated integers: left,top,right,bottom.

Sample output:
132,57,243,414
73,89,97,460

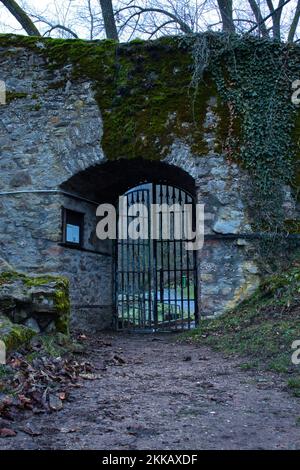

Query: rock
244,262,259,274
9,170,32,187
45,321,56,333
213,209,244,235
0,314,36,352
48,394,63,411
0,257,13,273
0,271,70,335
24,318,40,333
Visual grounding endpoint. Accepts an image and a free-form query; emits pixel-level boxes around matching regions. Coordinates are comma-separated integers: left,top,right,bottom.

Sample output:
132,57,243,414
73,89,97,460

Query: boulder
0,271,70,336
0,314,36,352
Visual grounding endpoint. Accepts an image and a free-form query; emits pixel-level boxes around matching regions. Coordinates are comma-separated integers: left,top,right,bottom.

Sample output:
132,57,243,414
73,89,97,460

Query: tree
0,0,299,42
217,0,235,32
0,0,40,36
288,0,300,42
99,0,119,40
247,0,269,37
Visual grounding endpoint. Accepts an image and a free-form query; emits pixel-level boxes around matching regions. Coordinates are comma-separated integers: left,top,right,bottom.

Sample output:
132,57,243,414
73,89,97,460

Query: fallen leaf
0,428,17,438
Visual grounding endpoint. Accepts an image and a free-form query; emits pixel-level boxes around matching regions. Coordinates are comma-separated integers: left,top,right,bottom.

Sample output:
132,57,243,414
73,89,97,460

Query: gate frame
114,181,199,332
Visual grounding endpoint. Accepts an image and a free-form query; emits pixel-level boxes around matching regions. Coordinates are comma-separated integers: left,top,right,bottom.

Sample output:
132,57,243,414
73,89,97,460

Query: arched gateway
2,35,297,333
62,159,199,331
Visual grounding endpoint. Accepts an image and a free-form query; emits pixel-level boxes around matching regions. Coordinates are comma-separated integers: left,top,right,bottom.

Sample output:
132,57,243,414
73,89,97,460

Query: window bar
126,192,131,327
152,183,158,330
193,197,199,327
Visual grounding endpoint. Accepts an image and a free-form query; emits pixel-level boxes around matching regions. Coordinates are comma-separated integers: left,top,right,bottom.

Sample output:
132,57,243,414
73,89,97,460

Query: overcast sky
0,0,298,41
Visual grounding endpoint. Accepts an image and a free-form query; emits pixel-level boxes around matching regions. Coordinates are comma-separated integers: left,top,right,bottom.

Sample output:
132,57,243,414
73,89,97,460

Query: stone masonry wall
0,39,296,327
0,42,113,331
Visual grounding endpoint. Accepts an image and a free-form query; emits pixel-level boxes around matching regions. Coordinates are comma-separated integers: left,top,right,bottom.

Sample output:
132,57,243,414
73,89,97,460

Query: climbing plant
180,32,300,243
1,32,300,262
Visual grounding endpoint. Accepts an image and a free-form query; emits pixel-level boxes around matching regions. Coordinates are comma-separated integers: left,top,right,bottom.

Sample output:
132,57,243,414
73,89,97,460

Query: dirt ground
0,333,299,450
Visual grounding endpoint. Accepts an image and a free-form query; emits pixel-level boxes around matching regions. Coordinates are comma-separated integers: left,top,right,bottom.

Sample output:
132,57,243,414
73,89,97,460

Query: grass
182,261,300,389
288,378,300,397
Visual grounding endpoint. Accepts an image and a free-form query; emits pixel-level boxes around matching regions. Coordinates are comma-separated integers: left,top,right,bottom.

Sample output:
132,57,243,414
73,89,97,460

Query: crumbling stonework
0,271,70,335
0,36,297,329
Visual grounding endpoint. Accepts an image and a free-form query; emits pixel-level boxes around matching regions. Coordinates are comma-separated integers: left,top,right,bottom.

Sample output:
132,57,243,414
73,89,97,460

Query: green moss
0,315,36,352
53,279,70,335
288,377,300,397
0,271,70,335
285,219,300,234
5,91,28,103
0,33,232,161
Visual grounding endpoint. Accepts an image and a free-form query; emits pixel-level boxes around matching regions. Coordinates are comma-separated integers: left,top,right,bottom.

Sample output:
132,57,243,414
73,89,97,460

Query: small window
62,208,84,247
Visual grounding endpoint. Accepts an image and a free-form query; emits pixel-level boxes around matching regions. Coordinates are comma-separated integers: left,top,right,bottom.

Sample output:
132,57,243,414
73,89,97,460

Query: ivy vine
180,32,300,266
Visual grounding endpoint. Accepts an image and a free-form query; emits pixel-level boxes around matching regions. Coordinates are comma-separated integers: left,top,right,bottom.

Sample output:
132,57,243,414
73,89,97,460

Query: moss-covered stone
0,314,36,352
5,91,28,103
0,271,70,335
0,34,232,161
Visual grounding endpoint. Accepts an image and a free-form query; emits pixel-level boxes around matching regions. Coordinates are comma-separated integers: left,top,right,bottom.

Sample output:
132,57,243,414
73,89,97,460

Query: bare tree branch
115,4,193,34
43,24,78,38
248,0,269,37
288,0,300,42
0,0,40,36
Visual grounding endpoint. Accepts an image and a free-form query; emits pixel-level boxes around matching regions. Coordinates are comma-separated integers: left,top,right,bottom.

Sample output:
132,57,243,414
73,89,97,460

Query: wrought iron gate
115,183,198,331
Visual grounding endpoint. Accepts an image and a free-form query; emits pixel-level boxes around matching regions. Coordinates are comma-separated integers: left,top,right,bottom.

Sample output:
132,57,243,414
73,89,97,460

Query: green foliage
0,271,70,335
2,32,300,247
288,377,300,397
185,32,300,237
183,261,300,385
0,34,236,160
5,91,28,103
0,315,36,352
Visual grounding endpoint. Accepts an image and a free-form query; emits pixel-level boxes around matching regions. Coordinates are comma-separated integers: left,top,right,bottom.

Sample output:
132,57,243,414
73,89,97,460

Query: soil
0,333,299,450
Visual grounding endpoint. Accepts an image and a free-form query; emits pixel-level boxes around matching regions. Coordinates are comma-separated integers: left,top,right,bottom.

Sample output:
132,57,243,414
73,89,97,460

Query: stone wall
0,42,113,331
0,37,297,329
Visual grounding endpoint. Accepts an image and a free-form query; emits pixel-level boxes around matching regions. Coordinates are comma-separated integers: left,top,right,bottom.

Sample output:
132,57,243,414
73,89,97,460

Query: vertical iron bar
185,192,191,329
178,189,184,330
172,186,178,331
152,183,158,330
166,185,171,330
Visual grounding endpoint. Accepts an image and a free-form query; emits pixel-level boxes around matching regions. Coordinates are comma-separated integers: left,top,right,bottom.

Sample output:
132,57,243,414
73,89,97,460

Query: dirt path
1,333,300,450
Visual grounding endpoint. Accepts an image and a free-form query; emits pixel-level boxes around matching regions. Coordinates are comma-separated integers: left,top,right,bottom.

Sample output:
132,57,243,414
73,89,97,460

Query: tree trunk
288,0,300,42
0,0,40,36
248,0,269,37
217,0,235,33
99,0,119,41
266,0,284,40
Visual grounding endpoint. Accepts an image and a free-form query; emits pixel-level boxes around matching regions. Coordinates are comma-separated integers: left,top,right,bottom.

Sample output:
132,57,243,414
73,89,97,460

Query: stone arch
59,158,199,330
58,155,260,330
